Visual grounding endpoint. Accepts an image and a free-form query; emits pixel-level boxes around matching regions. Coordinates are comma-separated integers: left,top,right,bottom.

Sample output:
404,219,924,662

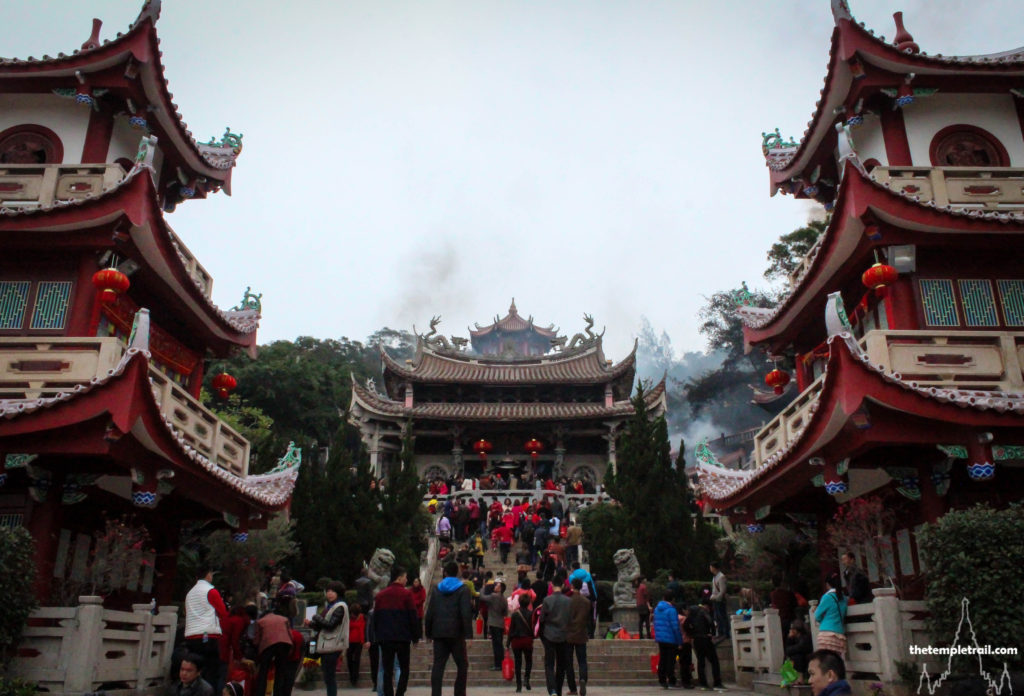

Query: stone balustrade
0,162,126,208
11,596,178,694
0,336,249,476
860,329,1024,392
751,329,1024,467
167,227,214,298
872,165,1024,210
733,589,930,683
753,374,825,468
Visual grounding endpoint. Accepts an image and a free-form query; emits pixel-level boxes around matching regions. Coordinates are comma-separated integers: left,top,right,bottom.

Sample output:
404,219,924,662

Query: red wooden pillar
916,461,946,524
26,471,65,601
885,277,917,330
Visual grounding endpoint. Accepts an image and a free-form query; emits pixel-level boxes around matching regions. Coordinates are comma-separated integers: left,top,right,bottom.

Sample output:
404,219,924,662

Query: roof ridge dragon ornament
417,315,468,353
550,313,604,351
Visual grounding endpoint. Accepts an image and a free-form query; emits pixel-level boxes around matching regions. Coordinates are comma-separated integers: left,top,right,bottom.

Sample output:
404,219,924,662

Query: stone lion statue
366,547,395,596
612,548,642,607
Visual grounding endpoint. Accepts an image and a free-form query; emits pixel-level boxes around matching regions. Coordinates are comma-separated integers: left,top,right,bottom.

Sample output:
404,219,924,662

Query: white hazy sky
2,1,1019,360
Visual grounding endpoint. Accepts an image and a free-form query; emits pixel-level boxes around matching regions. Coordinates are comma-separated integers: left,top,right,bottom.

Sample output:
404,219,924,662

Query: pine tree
604,383,707,578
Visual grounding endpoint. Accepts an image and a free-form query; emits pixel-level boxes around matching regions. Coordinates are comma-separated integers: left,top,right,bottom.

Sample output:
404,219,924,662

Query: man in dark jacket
686,600,723,689
565,578,591,696
840,553,872,604
424,562,473,696
372,566,421,696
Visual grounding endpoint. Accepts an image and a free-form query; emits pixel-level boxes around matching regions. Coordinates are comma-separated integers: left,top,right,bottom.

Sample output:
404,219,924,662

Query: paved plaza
299,686,753,696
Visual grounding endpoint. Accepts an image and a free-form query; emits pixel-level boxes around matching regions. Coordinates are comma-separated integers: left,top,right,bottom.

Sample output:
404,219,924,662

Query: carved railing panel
0,163,125,207
872,166,1024,210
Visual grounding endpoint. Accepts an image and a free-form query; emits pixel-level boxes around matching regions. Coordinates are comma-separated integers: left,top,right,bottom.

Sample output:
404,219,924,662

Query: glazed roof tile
470,300,558,338
763,0,1024,183
382,339,636,385
738,163,1024,338
0,0,240,181
352,376,665,423
0,164,259,341
697,330,1024,506
0,346,297,509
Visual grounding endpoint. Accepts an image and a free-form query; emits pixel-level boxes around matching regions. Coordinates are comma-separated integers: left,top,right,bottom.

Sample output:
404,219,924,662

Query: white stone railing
731,607,785,676
788,235,825,289
423,489,606,513
0,336,125,400
0,337,250,476
860,329,1024,392
167,227,214,298
10,596,178,694
752,374,825,468
872,166,1024,210
807,588,929,682
734,590,930,682
149,367,250,476
0,163,126,208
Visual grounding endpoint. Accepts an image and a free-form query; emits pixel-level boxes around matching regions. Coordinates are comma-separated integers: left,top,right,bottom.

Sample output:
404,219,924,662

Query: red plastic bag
502,651,514,681
476,617,484,635
650,653,659,674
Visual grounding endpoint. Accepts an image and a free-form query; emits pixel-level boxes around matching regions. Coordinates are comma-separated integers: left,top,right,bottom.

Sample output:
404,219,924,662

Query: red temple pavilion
696,1,1024,589
349,301,666,486
0,1,298,607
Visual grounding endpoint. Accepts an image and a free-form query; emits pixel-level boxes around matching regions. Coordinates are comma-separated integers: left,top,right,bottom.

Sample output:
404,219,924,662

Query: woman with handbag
507,594,535,693
305,581,349,696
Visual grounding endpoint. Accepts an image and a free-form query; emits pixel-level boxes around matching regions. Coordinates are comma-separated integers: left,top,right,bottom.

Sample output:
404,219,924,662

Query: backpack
520,518,535,541
239,620,258,660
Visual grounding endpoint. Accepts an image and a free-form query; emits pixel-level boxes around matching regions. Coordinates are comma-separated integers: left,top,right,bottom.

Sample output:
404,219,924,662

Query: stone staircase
750,673,812,696
307,546,736,689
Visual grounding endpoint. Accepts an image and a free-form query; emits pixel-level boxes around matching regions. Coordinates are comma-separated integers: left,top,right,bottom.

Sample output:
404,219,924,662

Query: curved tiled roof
470,300,558,338
763,1,1024,184
0,164,259,342
0,0,240,182
382,339,636,385
0,347,297,509
698,330,1024,506
352,376,665,423
738,163,1024,340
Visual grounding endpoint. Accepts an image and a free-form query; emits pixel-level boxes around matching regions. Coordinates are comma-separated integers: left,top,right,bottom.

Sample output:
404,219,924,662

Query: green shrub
919,504,1024,671
0,527,37,667
0,677,38,696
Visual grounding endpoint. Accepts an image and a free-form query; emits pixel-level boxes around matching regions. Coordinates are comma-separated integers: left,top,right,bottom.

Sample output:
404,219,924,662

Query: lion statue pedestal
366,548,395,596
611,548,642,635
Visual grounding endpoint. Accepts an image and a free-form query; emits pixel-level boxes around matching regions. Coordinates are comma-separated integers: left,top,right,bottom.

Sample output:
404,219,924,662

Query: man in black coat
424,561,474,696
841,553,872,604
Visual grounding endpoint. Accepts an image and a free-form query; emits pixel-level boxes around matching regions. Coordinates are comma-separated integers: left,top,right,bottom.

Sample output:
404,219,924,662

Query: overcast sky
2,1,1019,360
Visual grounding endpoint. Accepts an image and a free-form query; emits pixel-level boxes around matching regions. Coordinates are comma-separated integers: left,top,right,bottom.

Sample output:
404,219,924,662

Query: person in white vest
183,565,229,693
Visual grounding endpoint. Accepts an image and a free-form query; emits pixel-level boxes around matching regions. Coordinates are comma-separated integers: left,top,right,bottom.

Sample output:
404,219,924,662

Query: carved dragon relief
416,315,468,353
550,313,605,351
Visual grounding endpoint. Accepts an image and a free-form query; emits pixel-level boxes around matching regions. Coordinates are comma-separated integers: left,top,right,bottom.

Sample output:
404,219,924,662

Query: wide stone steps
306,639,733,688
751,673,812,696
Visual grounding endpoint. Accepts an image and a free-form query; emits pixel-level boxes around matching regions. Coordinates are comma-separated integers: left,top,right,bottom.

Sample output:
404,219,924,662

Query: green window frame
0,281,31,330
958,279,999,327
998,280,1024,327
919,279,959,327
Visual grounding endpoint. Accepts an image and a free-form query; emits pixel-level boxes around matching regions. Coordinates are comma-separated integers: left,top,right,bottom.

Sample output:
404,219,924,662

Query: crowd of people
427,472,598,495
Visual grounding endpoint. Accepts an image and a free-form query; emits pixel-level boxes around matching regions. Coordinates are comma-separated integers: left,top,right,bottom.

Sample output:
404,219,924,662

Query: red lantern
211,372,237,399
92,268,130,304
524,438,543,460
472,439,493,461
765,369,791,395
862,262,898,298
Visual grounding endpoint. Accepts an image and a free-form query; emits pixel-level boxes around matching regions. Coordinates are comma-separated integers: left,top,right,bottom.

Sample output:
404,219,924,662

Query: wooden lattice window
997,280,1024,327
930,125,1009,167
958,279,999,327
0,278,73,333
0,281,31,330
919,279,959,327
0,125,63,164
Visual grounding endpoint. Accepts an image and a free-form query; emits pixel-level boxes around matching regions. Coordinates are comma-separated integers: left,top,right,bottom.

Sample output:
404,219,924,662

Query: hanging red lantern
524,438,543,460
765,369,791,395
211,372,237,399
92,268,130,304
862,262,898,298
472,438,493,461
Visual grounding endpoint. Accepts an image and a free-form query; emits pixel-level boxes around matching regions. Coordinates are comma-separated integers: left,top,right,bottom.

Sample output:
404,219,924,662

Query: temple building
695,1,1024,592
349,301,666,486
0,0,298,611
